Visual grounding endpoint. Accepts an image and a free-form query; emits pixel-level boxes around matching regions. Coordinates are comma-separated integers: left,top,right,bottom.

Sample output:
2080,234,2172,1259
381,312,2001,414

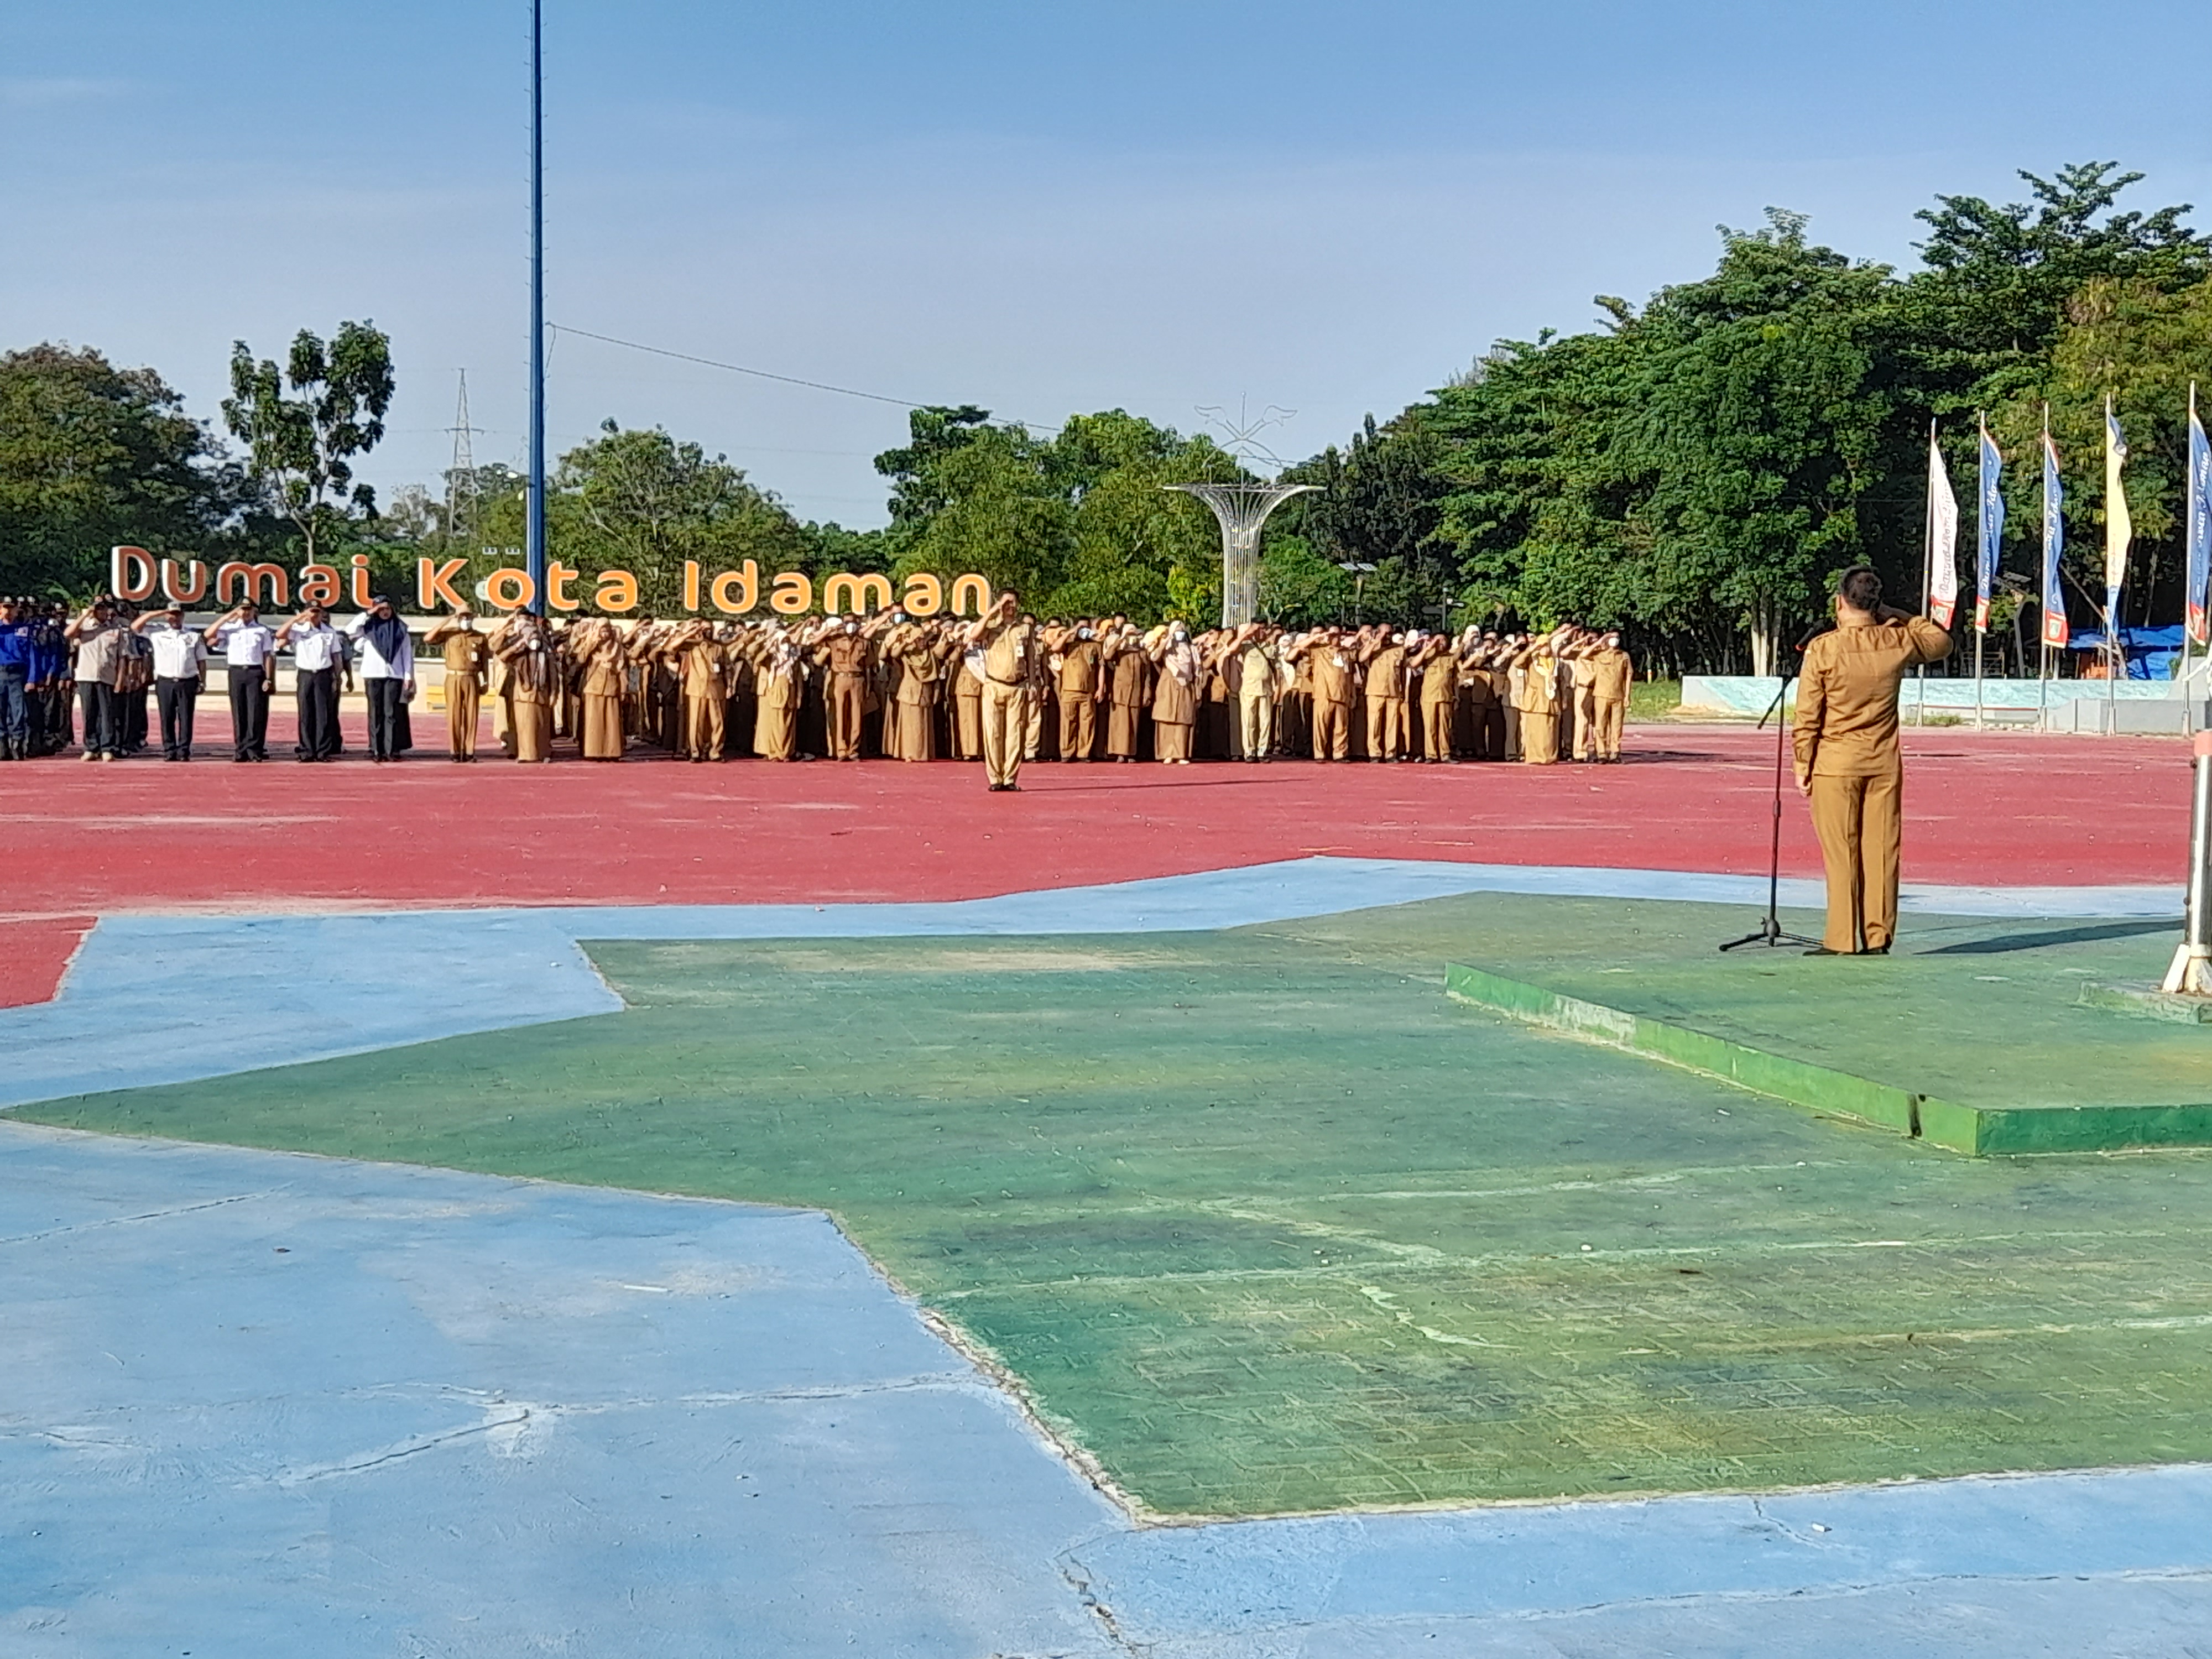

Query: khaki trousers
1058,692,1096,760
1594,697,1625,760
980,679,1027,787
1312,698,1350,761
446,678,481,758
827,675,865,759
1365,696,1407,760
1420,698,1454,761
685,693,724,761
1238,693,1273,759
1809,769,1902,952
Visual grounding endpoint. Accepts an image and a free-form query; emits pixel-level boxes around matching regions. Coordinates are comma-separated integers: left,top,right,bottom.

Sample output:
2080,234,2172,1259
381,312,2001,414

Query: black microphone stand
1719,626,1825,952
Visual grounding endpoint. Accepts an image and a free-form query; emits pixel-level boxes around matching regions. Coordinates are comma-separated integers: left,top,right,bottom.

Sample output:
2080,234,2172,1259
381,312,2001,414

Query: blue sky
5,1,2208,526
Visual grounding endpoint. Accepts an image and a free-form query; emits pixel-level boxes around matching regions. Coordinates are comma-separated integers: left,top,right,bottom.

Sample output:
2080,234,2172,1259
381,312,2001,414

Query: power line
548,324,1057,434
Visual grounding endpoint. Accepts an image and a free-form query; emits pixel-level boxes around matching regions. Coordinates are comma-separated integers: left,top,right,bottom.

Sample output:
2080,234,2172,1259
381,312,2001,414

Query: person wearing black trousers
346,596,416,762
205,602,276,761
277,604,345,760
137,604,208,760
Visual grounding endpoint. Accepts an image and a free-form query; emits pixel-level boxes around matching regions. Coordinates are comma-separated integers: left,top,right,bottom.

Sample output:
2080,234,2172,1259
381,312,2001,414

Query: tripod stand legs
1719,671,1823,952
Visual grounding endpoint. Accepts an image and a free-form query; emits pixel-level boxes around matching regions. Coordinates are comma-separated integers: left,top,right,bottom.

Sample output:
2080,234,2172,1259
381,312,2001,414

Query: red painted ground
0,919,92,1009
5,714,2188,926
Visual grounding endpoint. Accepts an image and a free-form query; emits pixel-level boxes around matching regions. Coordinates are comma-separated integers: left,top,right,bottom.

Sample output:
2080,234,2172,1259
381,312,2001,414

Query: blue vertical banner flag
2041,426,2068,648
2188,384,2210,646
1976,419,2004,632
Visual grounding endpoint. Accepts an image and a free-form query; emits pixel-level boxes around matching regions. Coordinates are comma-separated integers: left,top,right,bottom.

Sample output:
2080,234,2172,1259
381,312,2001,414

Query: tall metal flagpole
526,0,548,615
1918,418,1934,726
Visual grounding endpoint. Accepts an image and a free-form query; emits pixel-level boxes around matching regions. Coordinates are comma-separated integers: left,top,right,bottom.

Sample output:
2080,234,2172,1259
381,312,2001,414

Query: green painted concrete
27,896,2212,1516
1429,898,2212,1155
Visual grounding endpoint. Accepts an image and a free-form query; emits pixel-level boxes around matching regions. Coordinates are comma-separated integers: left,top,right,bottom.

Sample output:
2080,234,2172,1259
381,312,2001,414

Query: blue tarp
2068,624,2186,680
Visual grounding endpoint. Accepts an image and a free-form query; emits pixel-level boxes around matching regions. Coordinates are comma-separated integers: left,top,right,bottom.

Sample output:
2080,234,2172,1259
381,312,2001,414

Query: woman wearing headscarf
1147,621,1201,764
492,612,557,762
346,596,416,763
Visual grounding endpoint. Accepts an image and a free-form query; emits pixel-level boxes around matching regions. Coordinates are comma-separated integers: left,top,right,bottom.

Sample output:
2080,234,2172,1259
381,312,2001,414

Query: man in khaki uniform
967,589,1035,791
816,618,871,760
1587,632,1632,763
1415,634,1458,763
1792,566,1953,955
423,607,490,760
1228,623,1278,762
1051,623,1103,761
673,622,728,762
1360,631,1410,761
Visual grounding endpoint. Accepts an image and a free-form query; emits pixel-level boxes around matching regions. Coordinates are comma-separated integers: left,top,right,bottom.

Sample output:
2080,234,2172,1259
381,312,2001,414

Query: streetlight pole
1338,561,1375,627
525,0,547,614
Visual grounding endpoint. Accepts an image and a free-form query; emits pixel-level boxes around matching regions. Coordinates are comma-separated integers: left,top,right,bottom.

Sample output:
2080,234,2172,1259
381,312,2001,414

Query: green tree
0,343,242,596
1276,413,1455,627
474,422,810,614
222,321,395,566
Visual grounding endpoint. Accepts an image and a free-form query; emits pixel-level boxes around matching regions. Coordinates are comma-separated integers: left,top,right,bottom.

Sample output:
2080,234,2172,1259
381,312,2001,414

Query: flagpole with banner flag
1925,421,1959,726
2041,409,2065,724
2186,384,2210,732
1976,416,2004,729
2106,395,2131,713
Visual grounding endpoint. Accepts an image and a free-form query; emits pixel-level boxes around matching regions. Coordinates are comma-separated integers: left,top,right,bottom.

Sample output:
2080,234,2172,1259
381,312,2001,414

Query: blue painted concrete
0,857,2180,1112
7,1121,2208,1657
1,1123,1121,1658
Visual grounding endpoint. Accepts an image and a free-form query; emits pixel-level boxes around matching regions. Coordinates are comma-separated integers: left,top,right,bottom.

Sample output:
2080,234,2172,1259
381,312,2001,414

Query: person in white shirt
134,604,209,760
204,602,276,761
276,604,346,761
346,596,416,763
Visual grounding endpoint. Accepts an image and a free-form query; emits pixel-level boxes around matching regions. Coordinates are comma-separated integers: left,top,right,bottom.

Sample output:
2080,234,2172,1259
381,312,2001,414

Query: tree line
5,161,2206,672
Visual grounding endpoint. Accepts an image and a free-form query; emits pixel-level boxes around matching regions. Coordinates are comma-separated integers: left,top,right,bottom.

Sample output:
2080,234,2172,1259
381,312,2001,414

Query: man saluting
1792,566,1952,956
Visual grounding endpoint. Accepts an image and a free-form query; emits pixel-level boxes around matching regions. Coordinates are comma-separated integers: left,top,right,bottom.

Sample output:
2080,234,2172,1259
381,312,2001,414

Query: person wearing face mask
882,612,941,761
1360,629,1411,763
422,606,491,761
1049,620,1103,761
1147,621,1201,764
1102,623,1150,761
816,614,872,761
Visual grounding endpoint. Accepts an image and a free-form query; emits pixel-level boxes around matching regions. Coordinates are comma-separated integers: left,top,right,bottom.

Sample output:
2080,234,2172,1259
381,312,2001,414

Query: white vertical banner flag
2106,396,2132,638
1927,429,1959,628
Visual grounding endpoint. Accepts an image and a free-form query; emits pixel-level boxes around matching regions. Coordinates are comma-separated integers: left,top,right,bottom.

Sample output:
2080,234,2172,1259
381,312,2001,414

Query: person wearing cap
64,598,129,761
422,606,491,760
274,604,345,760
0,598,34,760
1793,565,1953,956
135,604,209,760
1587,631,1633,763
345,595,415,763
205,601,276,761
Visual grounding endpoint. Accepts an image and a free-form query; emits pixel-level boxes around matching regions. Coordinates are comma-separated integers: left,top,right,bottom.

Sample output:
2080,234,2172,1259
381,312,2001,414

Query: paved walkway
8,1123,2208,1657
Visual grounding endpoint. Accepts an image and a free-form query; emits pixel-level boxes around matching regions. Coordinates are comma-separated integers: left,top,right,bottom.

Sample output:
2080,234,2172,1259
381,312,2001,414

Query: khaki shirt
1419,653,1457,702
1793,616,1953,778
1057,639,1102,695
1590,648,1632,701
437,629,489,684
975,616,1035,685
1364,645,1407,700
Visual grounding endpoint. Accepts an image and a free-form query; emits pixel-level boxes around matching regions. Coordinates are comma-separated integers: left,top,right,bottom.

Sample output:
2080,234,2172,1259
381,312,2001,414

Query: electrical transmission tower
444,369,486,549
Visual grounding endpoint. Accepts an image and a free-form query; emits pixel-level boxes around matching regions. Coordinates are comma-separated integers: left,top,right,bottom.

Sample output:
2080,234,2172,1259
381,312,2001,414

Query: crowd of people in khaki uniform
401,593,1635,785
